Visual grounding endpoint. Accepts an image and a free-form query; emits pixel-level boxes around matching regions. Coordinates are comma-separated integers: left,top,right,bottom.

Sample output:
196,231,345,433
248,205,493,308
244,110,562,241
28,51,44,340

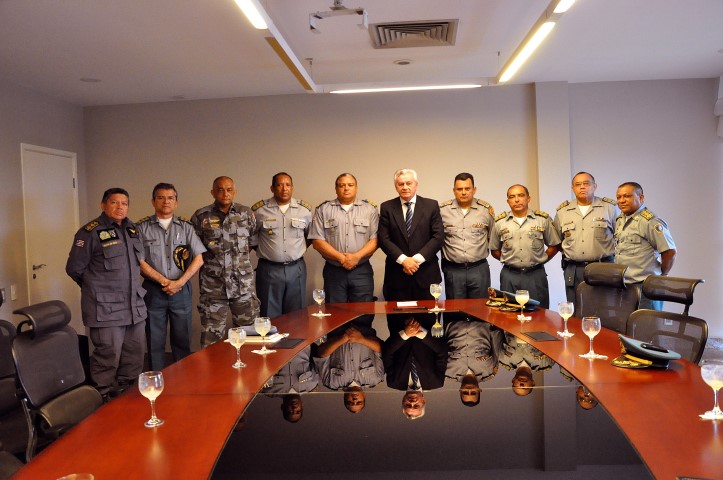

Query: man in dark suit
379,169,444,301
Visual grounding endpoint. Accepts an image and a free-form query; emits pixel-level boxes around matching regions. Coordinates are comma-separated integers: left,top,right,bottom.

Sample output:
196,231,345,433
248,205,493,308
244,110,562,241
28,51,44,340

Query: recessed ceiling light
394,59,413,66
79,77,101,83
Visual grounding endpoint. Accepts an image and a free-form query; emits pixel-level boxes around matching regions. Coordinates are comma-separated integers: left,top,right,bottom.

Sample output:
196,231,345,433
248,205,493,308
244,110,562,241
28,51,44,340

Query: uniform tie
410,356,420,390
405,201,413,235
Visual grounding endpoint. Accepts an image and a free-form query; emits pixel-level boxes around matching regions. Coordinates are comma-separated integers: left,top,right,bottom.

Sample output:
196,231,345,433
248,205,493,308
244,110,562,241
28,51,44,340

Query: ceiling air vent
370,19,458,49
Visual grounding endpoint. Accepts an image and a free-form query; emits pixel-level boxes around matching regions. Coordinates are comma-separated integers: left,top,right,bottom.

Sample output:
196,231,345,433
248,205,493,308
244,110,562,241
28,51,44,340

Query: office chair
626,275,707,364
0,319,26,463
575,263,640,333
11,300,103,460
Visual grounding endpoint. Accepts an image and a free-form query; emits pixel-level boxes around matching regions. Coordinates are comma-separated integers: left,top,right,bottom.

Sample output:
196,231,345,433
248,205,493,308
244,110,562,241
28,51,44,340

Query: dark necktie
410,356,420,390
405,201,413,235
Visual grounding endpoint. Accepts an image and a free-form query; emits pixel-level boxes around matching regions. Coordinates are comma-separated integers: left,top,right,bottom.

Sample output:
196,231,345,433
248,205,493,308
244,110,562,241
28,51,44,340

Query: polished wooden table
11,300,722,479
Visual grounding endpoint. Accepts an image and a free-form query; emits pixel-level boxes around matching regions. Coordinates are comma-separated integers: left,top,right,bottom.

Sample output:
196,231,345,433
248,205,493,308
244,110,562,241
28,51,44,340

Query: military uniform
313,341,385,390
251,197,312,318
499,332,555,371
307,198,379,304
444,318,503,383
262,346,319,394
137,214,206,369
439,198,495,299
66,212,147,394
489,210,561,308
190,202,260,345
553,196,618,301
615,205,676,309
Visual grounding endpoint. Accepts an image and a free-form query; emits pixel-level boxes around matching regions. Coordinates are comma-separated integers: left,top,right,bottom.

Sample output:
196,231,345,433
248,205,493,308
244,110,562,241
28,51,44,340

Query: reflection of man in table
313,324,384,413
444,317,503,406
262,346,318,423
383,315,447,391
576,385,599,410
499,332,555,396
402,390,426,420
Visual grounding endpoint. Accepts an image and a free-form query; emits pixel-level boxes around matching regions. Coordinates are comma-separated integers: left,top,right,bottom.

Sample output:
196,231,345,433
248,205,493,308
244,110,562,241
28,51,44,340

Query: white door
21,144,83,332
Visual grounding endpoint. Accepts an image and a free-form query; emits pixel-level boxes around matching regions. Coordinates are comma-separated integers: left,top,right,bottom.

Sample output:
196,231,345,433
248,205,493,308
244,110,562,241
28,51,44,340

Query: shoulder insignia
299,200,313,211
177,215,192,223
556,200,569,211
83,220,99,231
495,212,507,222
534,210,549,218
317,200,330,208
475,199,494,216
602,197,616,205
639,208,654,221
251,200,265,211
136,216,151,224
362,199,377,208
440,199,453,207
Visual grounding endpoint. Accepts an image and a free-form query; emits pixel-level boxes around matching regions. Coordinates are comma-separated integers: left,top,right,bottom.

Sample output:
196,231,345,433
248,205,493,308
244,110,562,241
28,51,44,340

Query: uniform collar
267,197,297,208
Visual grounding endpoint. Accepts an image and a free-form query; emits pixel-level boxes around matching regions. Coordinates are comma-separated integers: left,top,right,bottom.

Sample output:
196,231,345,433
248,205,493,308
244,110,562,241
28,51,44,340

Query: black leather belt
442,258,488,269
504,263,544,274
259,258,302,266
565,256,614,266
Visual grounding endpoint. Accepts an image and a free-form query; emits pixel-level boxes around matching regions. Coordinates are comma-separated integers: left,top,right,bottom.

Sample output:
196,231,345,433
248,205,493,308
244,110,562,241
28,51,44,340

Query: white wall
83,78,723,340
0,79,86,328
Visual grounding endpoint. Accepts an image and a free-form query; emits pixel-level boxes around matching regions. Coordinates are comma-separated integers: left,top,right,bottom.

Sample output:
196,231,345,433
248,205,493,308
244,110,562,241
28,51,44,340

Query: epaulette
251,200,265,211
317,200,330,208
83,220,99,231
475,199,494,216
495,212,507,222
362,199,377,208
136,216,151,224
177,215,192,224
534,210,549,218
556,200,569,211
602,197,616,205
639,208,654,221
439,199,453,207
299,200,313,211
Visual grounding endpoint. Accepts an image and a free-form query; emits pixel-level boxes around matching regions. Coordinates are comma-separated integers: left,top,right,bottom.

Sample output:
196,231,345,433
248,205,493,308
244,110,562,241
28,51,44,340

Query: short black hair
572,172,596,185
102,188,129,203
335,173,357,186
272,172,293,186
152,183,177,199
454,172,475,186
618,181,643,195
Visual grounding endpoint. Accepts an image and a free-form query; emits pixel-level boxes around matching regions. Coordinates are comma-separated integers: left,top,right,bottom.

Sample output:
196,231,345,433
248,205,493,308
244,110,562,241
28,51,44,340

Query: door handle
32,264,47,271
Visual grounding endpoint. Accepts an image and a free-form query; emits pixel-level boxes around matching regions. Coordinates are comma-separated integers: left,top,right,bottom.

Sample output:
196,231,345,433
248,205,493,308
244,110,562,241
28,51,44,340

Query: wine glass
515,290,530,321
699,359,723,420
138,371,165,428
557,301,575,338
429,283,444,312
579,316,607,359
311,288,331,317
431,311,443,338
252,316,276,355
228,327,247,368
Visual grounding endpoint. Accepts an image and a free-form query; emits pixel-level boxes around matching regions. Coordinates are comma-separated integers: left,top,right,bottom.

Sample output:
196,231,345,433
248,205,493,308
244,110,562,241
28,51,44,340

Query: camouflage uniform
191,202,260,345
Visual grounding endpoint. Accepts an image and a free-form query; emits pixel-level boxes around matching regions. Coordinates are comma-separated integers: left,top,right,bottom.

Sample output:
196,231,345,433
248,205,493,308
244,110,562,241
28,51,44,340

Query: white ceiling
0,0,721,107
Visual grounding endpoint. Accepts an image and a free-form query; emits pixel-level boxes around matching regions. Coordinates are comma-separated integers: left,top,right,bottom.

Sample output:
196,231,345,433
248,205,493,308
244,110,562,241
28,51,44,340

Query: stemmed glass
699,359,723,420
228,327,247,368
515,290,530,321
252,316,276,355
138,371,165,428
312,289,331,317
431,311,443,338
429,283,444,312
557,301,575,338
579,316,607,359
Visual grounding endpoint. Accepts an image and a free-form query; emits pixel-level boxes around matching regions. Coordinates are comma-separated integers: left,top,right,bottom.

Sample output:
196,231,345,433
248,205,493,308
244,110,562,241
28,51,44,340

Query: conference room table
11,300,722,479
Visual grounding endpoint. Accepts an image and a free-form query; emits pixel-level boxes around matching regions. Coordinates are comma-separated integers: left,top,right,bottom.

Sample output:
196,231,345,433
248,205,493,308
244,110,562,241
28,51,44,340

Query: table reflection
213,313,649,478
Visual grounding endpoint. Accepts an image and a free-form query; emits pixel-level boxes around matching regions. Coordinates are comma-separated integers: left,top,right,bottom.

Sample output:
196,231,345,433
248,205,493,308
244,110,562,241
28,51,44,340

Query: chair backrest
575,263,640,334
641,275,704,315
626,310,708,364
11,301,87,408
0,320,19,416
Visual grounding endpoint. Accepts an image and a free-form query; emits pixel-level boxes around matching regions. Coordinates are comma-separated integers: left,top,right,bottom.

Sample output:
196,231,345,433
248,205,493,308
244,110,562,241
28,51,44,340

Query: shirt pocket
142,238,161,264
102,243,126,271
96,291,129,319
353,218,369,234
324,218,339,237
593,220,610,240
291,218,307,238
500,232,513,251
530,230,544,251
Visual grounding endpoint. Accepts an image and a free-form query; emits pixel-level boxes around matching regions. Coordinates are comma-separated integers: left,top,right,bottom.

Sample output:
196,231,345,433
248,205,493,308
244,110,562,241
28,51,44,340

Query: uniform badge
173,245,191,271
126,227,138,238
97,228,118,242
565,231,571,237
654,224,664,233
267,229,274,235
75,239,85,248
504,241,510,248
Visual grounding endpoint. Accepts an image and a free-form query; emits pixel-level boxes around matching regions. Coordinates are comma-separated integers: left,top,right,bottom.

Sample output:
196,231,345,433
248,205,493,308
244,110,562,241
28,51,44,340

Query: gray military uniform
553,196,618,301
313,343,385,390
499,332,555,372
251,197,312,318
445,318,502,383
307,198,379,304
615,205,676,309
191,202,260,345
137,215,206,369
439,198,495,299
489,210,561,308
66,212,147,394
262,346,319,394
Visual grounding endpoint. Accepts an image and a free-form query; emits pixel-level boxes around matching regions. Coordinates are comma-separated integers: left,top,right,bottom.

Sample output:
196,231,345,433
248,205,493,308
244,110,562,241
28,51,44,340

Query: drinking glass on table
557,301,574,338
515,290,530,321
700,359,723,420
429,283,444,312
252,316,276,355
138,371,165,428
228,327,247,368
312,289,331,317
579,316,607,359
431,311,443,338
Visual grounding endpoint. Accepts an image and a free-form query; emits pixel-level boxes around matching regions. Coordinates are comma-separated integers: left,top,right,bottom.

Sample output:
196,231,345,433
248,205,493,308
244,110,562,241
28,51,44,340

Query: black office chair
0,320,26,471
575,263,640,333
626,275,707,364
11,300,103,460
